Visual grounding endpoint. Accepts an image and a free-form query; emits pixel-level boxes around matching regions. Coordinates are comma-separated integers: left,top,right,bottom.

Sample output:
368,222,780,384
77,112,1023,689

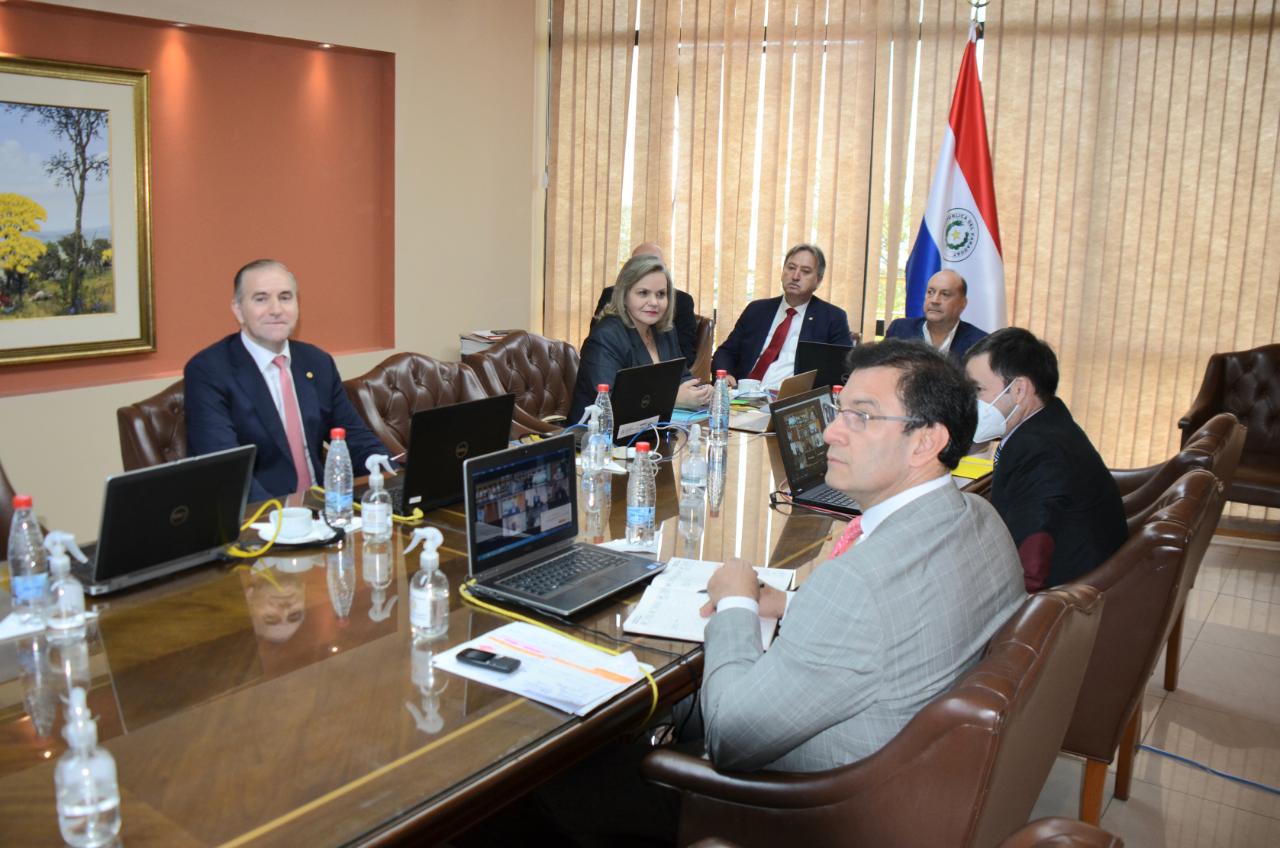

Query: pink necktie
748,307,797,381
829,515,863,559
273,354,311,493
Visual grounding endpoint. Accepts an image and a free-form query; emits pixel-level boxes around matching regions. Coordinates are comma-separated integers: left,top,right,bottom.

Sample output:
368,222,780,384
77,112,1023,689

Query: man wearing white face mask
964,328,1126,592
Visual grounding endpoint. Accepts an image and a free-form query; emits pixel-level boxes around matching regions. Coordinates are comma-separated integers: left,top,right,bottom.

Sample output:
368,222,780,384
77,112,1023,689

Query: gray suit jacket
700,481,1026,772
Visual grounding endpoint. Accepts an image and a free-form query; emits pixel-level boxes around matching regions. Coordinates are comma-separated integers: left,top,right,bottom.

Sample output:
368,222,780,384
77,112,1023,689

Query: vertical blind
546,0,1280,520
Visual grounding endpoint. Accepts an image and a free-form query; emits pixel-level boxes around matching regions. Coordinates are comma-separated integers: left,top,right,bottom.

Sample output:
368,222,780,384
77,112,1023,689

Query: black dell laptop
769,388,861,516
795,340,854,390
383,393,516,513
463,434,664,616
575,358,685,447
73,445,256,595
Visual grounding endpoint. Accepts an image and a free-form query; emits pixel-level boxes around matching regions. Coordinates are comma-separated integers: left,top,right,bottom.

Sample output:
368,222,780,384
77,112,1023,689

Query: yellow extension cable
458,579,660,729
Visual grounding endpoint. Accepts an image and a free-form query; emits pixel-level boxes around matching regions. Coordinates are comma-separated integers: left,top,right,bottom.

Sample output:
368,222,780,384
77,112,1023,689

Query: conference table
0,429,868,846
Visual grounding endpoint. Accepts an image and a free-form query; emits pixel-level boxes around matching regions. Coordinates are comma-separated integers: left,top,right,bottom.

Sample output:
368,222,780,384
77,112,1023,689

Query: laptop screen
466,437,578,572
774,397,830,485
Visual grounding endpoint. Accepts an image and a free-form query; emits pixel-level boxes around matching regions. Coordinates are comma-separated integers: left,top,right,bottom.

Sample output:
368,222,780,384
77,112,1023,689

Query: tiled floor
1030,536,1280,846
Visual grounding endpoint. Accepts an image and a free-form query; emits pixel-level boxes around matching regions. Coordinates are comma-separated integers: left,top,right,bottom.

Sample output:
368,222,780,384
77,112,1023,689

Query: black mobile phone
457,648,521,673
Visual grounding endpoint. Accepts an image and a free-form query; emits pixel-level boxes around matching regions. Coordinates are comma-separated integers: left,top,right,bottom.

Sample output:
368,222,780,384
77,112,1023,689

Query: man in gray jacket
701,339,1026,771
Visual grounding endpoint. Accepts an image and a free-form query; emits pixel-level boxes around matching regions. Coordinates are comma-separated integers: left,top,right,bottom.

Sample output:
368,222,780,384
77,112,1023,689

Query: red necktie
829,515,863,559
273,354,312,493
748,307,797,381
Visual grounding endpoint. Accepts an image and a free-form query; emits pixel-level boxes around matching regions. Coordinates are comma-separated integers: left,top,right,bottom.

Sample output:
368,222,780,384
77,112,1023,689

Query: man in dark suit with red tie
710,244,854,389
184,259,388,502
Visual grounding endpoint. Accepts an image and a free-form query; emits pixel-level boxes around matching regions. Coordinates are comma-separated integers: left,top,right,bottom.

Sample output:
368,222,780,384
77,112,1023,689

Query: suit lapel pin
306,371,314,379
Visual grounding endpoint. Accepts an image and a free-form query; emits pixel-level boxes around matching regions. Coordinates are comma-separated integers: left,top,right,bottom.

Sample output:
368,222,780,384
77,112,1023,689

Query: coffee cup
269,507,313,540
737,378,763,394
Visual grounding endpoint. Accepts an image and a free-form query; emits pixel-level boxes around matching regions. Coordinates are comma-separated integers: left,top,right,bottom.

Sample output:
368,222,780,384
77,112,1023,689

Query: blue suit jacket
884,317,988,363
184,334,388,501
710,295,853,380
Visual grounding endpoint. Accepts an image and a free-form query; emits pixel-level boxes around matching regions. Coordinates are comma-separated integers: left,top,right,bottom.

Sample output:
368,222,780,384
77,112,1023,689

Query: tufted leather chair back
1062,469,1223,764
343,353,489,458
463,331,579,434
117,380,188,471
642,585,1103,848
691,314,715,383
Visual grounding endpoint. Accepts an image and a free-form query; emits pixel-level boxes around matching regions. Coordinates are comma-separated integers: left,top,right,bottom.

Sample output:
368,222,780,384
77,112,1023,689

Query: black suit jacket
710,295,853,380
570,315,691,423
595,286,699,366
884,316,988,363
184,333,388,501
991,397,1127,591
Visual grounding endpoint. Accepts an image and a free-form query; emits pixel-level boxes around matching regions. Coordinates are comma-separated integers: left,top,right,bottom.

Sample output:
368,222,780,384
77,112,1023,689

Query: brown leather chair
641,585,1103,848
691,313,714,383
1178,342,1280,508
342,353,490,457
999,818,1123,848
1062,468,1225,825
117,380,187,471
1110,413,1244,691
463,331,579,435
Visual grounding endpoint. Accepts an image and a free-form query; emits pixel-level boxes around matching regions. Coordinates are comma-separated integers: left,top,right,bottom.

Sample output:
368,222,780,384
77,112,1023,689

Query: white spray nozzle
43,531,88,564
365,454,395,488
689,423,702,445
62,686,97,748
576,403,602,430
404,526,443,556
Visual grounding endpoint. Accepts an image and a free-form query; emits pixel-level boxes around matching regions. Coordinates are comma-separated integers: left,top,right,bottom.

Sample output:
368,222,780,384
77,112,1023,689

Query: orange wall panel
0,2,395,395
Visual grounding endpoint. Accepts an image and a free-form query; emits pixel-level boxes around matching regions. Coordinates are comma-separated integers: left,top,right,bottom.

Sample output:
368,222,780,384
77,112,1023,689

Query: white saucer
252,518,359,545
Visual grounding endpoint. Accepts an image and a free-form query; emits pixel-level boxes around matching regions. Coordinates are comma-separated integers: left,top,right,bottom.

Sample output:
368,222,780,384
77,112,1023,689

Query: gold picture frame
0,55,154,365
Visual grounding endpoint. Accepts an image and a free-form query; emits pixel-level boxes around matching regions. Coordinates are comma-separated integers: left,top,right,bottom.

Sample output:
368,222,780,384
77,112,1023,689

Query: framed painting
0,55,153,365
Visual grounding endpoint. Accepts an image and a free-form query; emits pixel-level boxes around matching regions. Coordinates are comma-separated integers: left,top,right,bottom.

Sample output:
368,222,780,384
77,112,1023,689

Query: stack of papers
623,558,795,646
434,622,648,716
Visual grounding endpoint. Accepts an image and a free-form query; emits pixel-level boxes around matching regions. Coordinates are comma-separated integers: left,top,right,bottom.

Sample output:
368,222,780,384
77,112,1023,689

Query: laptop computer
463,434,665,616
795,340,854,389
573,358,686,448
73,445,256,596
769,390,861,516
381,393,516,513
732,369,818,433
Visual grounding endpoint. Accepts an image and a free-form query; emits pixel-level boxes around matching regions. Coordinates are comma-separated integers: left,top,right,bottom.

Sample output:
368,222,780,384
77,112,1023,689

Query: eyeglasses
820,399,922,431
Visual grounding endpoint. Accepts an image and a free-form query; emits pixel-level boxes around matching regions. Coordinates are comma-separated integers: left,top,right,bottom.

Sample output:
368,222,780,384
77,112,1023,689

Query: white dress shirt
756,299,810,390
239,331,316,484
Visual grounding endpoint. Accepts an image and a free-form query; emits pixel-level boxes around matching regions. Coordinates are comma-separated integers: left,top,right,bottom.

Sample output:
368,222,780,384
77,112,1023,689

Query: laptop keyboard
806,484,860,510
498,547,628,598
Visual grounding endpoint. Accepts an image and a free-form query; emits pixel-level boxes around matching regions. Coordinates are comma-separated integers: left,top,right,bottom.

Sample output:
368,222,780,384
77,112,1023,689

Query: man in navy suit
185,259,388,502
710,243,853,389
884,269,987,363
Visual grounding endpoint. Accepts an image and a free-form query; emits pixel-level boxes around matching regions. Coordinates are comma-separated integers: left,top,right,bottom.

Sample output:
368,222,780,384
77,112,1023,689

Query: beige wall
2,0,549,538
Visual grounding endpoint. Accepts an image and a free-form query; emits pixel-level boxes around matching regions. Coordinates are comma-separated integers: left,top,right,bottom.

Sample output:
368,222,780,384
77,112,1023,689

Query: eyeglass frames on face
820,398,922,431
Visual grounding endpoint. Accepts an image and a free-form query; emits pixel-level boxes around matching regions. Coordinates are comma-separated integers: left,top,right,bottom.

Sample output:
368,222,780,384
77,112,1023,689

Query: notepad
623,557,795,646
952,455,995,480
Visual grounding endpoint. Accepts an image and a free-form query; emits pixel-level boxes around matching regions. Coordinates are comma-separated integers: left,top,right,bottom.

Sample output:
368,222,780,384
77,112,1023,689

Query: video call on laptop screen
470,443,577,568
778,401,829,476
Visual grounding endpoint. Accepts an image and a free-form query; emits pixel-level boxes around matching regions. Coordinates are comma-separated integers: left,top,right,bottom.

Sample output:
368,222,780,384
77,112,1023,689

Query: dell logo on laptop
455,441,470,459
640,394,651,408
169,505,189,527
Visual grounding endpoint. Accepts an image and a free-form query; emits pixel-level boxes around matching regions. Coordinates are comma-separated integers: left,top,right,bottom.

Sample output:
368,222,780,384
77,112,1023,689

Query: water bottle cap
596,384,610,392
635,442,651,453
832,385,843,394
715,370,728,378
330,427,346,440
13,494,32,509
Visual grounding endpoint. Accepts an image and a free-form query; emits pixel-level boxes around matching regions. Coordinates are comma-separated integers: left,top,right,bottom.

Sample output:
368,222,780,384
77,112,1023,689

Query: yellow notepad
953,455,995,480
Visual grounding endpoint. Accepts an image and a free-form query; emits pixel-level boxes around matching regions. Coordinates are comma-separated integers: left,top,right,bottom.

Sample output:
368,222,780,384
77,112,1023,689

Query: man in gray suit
701,339,1026,771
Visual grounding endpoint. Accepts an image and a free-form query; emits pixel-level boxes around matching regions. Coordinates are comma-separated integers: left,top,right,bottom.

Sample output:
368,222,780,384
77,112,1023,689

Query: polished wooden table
0,431,852,846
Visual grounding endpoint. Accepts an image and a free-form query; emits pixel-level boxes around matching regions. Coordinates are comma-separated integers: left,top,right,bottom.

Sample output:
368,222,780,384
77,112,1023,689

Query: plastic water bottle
708,442,728,517
324,428,354,529
361,454,395,543
709,370,731,446
680,423,708,496
594,384,614,444
42,531,89,642
55,687,120,848
626,442,657,546
8,494,47,625
581,404,611,516
406,528,448,639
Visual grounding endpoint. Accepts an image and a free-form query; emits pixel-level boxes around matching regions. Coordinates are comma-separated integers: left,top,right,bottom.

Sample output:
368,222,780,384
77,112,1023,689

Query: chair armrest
1110,462,1161,496
640,749,823,809
513,405,560,435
